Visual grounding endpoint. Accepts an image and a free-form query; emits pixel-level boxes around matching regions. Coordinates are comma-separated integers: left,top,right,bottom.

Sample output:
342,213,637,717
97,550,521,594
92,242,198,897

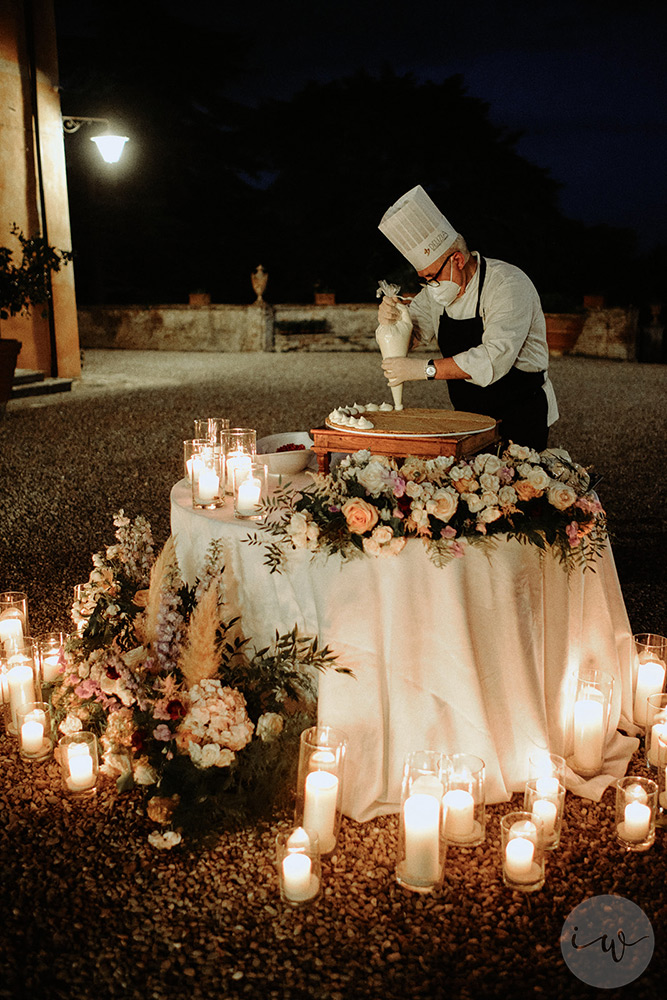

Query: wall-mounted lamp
62,116,129,163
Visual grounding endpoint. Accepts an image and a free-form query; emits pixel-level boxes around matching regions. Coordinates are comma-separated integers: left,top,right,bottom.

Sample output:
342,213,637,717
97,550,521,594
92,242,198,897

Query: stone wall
78,302,640,359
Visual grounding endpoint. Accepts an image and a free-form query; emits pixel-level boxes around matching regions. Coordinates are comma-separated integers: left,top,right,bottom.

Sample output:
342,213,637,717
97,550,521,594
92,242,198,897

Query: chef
377,184,558,451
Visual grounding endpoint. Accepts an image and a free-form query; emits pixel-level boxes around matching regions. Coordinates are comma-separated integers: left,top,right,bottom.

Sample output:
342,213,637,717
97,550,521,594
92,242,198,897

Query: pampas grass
178,582,221,688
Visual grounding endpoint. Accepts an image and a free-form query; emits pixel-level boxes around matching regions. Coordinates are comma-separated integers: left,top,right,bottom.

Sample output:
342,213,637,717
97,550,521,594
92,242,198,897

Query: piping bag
375,280,413,410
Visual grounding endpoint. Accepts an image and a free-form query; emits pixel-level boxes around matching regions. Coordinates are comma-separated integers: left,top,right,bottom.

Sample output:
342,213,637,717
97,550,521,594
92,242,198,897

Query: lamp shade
91,134,129,163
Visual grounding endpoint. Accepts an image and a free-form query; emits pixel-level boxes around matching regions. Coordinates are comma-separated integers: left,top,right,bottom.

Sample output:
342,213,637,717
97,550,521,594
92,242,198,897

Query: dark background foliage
54,0,665,307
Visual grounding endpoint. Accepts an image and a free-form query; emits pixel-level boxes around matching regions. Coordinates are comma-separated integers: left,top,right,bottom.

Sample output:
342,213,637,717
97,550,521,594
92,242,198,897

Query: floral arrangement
54,512,347,846
249,444,608,573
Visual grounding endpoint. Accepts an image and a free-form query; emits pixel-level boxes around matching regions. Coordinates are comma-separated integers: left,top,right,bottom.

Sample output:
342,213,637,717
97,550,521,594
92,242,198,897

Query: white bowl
256,432,315,475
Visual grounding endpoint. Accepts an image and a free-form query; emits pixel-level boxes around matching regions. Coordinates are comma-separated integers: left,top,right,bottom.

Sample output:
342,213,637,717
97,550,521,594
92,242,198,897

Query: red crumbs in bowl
275,443,306,452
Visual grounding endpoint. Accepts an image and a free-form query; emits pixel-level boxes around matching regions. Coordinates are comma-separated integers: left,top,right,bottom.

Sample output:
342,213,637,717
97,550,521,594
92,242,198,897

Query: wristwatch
425,359,437,380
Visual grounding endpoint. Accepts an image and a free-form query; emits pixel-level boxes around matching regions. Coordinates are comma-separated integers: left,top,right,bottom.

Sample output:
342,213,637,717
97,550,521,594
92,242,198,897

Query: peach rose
514,479,541,501
426,491,459,522
547,484,578,511
341,498,379,534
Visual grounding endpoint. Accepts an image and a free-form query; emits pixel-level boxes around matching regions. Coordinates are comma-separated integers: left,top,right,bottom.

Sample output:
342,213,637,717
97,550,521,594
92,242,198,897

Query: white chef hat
378,185,458,271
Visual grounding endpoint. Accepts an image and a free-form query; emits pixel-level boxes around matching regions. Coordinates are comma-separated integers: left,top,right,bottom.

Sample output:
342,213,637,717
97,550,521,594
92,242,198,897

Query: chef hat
378,185,458,271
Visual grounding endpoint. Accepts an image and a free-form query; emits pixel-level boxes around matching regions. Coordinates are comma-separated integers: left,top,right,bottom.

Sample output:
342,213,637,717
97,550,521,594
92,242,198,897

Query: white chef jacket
410,252,559,426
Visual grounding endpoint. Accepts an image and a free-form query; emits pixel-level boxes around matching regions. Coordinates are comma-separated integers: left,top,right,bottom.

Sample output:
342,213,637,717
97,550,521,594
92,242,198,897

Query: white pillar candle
21,710,46,754
186,454,204,483
531,798,557,837
505,837,535,880
622,800,651,841
648,719,667,767
282,852,315,902
226,453,252,490
402,793,441,883
442,789,475,839
0,615,24,651
41,652,62,684
7,662,36,729
197,468,220,502
236,477,262,515
573,698,604,772
67,749,95,790
535,775,560,799
303,770,338,853
634,657,666,727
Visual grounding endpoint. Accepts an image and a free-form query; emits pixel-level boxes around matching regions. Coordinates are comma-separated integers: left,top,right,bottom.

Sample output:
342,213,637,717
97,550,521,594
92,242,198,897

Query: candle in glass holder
403,792,441,883
197,467,220,502
67,747,95,790
648,717,667,766
623,800,651,841
226,452,252,489
573,697,604,772
7,661,35,729
530,798,557,837
282,852,314,902
442,788,475,839
21,712,45,754
303,770,338,853
634,657,666,727
505,835,535,880
236,477,262,516
0,615,24,651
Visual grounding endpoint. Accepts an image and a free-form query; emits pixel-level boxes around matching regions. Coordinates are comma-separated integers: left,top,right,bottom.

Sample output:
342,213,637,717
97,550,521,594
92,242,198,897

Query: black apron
437,256,549,451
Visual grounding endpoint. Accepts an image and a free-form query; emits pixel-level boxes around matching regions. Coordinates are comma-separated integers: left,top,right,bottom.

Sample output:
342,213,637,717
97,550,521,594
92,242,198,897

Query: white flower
478,506,502,523
479,472,500,494
425,489,458,522
474,453,503,476
480,491,500,508
357,460,392,497
548,484,578,510
406,480,425,499
59,714,83,735
498,485,518,507
462,492,484,513
148,830,182,850
256,712,284,742
526,467,551,491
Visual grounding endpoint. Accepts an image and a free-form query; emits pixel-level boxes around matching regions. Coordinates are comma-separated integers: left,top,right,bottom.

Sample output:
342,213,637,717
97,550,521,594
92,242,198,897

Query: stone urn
251,265,268,303
544,313,585,356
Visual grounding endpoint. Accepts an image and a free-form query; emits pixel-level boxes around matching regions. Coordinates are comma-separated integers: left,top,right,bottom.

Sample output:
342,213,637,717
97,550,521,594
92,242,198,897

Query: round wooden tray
325,408,496,439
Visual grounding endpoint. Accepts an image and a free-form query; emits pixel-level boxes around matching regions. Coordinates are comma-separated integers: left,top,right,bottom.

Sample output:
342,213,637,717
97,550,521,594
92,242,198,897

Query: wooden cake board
310,409,500,473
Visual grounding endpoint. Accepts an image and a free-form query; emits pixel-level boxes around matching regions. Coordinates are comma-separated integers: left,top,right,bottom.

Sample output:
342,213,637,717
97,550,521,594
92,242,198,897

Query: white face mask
428,277,460,307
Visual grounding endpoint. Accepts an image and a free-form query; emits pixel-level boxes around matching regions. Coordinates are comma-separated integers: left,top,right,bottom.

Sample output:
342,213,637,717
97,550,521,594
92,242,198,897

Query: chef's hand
382,357,428,387
378,295,401,325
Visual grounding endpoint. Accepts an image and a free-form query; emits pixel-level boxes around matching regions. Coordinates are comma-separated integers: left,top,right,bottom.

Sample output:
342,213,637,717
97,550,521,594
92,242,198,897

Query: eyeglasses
418,253,455,288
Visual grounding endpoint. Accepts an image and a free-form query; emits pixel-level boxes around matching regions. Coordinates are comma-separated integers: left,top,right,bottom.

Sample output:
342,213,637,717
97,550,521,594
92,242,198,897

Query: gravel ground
1,349,666,999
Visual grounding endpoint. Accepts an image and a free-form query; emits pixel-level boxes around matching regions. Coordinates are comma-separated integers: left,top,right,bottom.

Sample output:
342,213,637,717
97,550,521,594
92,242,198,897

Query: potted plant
0,224,74,418
541,293,585,356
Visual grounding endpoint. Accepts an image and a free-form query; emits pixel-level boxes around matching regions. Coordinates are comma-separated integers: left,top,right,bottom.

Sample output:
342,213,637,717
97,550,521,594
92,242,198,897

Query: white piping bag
375,280,413,411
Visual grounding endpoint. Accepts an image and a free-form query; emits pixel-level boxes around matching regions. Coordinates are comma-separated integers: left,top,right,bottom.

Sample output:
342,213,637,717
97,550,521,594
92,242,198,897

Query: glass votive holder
395,750,446,894
657,735,667,827
37,632,69,686
528,750,566,789
2,643,40,735
233,461,268,519
500,811,545,892
294,725,347,856
615,776,658,851
17,701,54,761
645,693,667,768
183,438,208,483
523,777,566,850
568,667,614,777
191,442,225,509
441,752,485,846
58,732,99,798
633,633,666,729
224,428,257,493
0,591,29,653
276,827,322,907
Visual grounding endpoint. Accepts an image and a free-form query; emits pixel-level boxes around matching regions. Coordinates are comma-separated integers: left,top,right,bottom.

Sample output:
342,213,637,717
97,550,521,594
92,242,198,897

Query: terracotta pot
544,313,585,356
0,338,22,420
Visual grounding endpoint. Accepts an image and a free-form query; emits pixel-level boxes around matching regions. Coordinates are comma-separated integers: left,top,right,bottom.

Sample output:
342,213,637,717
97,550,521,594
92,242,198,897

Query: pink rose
341,498,379,534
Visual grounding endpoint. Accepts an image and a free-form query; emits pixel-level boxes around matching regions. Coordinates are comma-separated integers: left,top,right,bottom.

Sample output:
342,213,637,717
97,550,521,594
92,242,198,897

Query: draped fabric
171,479,638,822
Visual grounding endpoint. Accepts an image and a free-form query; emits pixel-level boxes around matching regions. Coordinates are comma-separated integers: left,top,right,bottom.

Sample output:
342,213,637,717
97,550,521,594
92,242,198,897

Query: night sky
159,0,666,252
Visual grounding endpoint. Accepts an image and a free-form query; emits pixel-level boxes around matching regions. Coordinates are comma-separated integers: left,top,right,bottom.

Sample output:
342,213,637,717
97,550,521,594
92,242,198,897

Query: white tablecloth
171,478,639,822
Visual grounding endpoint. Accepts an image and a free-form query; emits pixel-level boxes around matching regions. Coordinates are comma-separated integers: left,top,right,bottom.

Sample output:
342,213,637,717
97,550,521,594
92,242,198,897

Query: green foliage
0,225,74,319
